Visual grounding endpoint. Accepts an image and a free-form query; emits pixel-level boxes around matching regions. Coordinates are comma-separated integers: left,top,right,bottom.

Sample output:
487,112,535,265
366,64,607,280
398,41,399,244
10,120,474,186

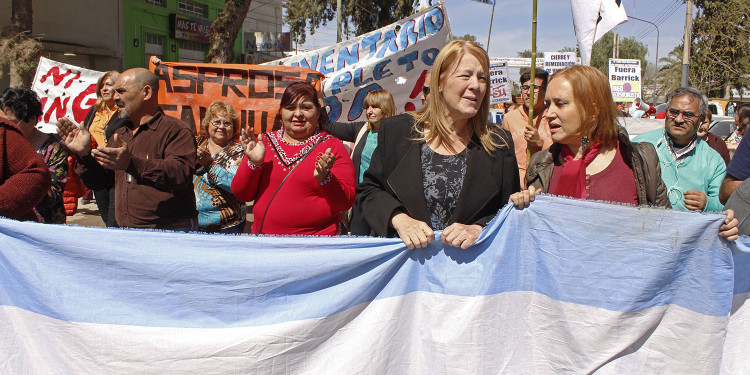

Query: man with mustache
57,68,198,230
633,87,726,212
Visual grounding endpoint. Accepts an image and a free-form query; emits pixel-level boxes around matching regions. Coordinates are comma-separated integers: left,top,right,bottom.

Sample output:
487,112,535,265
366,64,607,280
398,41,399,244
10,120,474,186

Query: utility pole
629,16,660,106
336,0,343,43
612,26,618,58
681,0,693,87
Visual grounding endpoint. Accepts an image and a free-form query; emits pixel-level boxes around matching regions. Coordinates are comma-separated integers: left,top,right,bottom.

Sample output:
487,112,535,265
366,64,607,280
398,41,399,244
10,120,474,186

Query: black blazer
324,120,373,235
323,120,368,178
356,113,521,237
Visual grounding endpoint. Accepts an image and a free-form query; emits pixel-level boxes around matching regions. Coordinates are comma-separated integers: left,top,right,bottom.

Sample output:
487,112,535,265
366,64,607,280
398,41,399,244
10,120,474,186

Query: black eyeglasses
422,86,430,95
667,108,699,122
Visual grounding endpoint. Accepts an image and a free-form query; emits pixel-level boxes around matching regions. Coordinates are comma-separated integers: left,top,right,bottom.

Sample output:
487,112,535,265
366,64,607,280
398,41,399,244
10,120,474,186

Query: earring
581,136,590,150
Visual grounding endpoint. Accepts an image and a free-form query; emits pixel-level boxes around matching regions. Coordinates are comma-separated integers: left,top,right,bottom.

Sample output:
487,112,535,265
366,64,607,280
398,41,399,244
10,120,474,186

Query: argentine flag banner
1,195,750,374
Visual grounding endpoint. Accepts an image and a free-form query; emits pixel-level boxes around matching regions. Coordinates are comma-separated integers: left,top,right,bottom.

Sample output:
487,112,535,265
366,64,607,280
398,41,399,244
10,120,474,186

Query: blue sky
286,0,693,69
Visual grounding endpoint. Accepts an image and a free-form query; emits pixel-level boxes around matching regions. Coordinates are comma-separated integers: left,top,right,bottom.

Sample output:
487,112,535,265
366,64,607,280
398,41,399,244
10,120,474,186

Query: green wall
123,0,243,69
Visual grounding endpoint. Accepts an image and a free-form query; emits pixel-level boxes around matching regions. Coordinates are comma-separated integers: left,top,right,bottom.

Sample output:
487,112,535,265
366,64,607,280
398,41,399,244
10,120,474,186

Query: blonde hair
410,40,500,153
200,100,240,139
549,65,620,149
95,71,119,110
363,90,396,130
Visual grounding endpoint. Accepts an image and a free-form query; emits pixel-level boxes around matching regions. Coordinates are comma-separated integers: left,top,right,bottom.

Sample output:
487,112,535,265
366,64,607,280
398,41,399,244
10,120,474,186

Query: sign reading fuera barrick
608,58,641,102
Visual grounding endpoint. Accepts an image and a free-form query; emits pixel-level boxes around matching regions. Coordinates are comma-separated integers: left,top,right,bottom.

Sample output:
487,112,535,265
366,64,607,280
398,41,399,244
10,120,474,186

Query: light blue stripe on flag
0,195,737,328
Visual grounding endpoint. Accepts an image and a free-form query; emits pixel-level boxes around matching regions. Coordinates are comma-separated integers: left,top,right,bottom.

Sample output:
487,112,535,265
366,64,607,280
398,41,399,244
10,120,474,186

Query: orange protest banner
149,59,325,134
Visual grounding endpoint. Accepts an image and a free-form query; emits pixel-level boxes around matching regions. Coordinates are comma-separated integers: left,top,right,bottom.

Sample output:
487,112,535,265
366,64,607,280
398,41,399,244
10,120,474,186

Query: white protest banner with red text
264,4,451,122
31,57,103,133
489,61,510,105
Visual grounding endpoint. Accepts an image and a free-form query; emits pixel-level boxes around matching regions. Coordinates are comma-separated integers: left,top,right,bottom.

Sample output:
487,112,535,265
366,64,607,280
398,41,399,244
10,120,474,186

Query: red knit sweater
231,129,356,236
0,119,51,221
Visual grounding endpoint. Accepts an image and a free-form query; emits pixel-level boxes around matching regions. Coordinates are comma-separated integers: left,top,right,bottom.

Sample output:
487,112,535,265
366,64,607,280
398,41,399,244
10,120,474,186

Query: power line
632,0,682,41
631,0,679,39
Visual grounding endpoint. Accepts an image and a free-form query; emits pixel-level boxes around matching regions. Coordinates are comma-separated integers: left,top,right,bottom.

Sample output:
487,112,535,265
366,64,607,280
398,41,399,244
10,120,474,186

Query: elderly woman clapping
194,101,246,233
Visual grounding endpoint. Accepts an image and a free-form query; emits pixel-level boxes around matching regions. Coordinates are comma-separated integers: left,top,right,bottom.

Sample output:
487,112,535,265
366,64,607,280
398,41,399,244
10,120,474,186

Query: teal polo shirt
634,128,726,212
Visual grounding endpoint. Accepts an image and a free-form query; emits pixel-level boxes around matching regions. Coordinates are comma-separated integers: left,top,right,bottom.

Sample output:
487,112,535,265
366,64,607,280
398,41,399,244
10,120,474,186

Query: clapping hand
196,146,213,167
91,133,131,170
314,148,335,183
56,117,92,157
239,126,265,166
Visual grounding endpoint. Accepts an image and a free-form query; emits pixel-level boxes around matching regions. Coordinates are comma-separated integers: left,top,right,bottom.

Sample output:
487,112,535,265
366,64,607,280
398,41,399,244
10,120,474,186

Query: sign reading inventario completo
609,58,641,102
264,4,450,123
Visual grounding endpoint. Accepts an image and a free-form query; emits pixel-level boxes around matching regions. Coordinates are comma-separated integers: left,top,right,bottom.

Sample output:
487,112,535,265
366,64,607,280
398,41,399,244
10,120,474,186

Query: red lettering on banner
72,84,97,122
40,67,73,86
64,71,82,89
43,96,71,123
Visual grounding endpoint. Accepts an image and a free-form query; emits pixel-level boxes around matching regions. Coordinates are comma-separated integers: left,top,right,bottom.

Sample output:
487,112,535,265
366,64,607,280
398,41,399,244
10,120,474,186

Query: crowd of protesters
0,39,745,245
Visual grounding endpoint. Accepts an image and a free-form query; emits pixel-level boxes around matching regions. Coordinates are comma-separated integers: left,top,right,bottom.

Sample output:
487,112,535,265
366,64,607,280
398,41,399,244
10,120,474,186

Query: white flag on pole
571,0,628,65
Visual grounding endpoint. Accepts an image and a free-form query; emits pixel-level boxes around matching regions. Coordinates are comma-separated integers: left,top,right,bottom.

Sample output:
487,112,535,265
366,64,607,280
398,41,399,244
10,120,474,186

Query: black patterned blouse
420,143,468,230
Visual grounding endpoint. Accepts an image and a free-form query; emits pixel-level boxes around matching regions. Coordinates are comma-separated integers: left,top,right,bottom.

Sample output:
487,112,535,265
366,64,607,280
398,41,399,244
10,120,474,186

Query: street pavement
66,199,105,227
66,199,255,231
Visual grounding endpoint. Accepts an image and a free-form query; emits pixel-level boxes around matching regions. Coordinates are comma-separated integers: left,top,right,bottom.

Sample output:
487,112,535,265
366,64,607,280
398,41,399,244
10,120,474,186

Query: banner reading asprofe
150,61,324,134
31,57,103,133
609,58,641,102
489,61,511,105
543,52,578,75
265,4,451,122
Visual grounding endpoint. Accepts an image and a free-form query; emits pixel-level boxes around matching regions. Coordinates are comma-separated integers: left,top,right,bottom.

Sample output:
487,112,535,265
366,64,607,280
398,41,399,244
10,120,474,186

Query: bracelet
247,159,263,170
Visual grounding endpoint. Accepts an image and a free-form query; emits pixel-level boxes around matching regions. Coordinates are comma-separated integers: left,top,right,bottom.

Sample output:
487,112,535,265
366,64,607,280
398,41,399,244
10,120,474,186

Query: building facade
0,0,283,89
123,0,243,69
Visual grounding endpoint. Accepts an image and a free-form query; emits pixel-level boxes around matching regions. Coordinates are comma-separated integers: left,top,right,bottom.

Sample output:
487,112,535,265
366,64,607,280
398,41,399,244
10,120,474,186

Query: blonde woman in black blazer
357,40,520,248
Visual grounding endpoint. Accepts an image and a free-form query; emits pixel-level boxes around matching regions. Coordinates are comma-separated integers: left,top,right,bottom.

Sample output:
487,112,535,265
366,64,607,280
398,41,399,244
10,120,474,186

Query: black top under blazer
356,113,521,237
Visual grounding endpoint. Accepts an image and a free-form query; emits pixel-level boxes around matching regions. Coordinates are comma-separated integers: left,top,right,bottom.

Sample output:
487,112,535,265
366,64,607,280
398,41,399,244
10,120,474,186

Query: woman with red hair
510,65,738,240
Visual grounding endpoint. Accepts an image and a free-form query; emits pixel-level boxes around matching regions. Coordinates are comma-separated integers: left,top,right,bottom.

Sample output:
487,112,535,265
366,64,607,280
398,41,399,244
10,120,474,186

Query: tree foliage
590,32,648,75
453,34,483,49
208,0,253,63
516,50,542,58
0,0,42,87
656,45,684,101
691,0,750,98
559,46,578,54
285,0,413,44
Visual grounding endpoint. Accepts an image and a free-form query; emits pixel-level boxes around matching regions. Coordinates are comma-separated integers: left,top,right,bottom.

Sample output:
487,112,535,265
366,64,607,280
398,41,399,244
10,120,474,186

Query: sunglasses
422,86,430,95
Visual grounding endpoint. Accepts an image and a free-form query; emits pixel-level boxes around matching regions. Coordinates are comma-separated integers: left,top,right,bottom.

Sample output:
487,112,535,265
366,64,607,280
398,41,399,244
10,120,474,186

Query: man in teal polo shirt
633,87,725,212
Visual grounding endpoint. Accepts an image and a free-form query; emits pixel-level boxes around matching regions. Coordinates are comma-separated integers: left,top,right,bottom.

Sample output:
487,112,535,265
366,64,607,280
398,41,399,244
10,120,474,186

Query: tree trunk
11,0,33,34
7,0,37,87
207,0,253,64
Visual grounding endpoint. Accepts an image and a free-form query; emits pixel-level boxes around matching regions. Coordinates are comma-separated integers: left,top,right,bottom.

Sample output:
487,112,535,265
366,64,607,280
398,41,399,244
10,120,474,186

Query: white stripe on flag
1,291,727,374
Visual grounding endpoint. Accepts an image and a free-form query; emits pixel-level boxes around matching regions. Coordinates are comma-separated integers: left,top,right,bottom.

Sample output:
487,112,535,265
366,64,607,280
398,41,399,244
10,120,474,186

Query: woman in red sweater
231,82,356,235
